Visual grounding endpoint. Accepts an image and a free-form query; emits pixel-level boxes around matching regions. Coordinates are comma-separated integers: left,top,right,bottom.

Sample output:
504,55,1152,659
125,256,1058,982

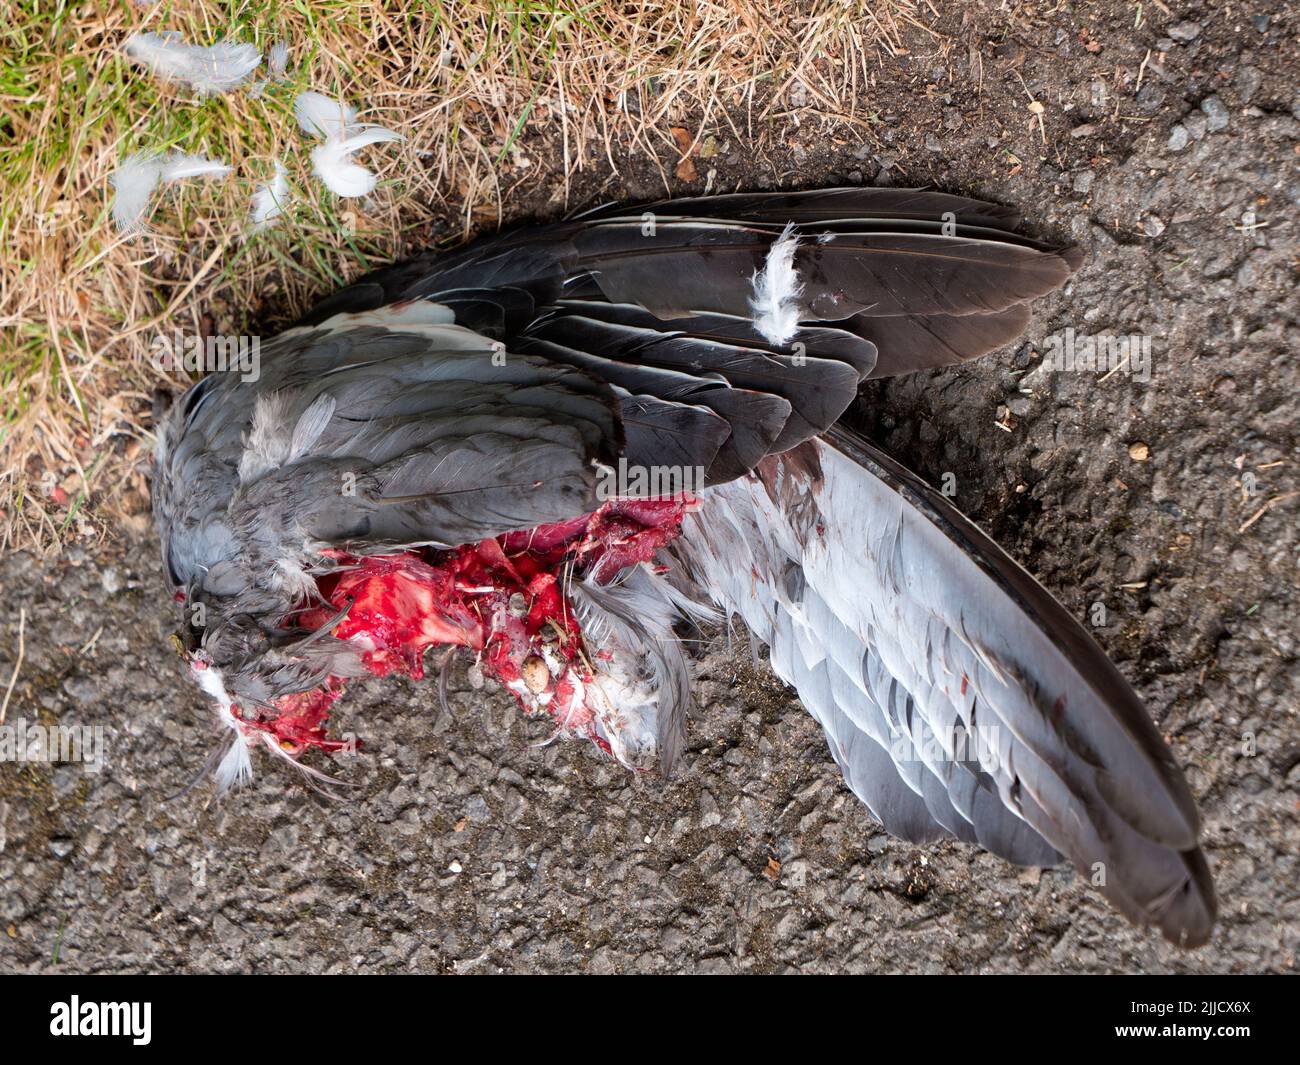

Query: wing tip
1153,847,1218,948
1058,242,1085,273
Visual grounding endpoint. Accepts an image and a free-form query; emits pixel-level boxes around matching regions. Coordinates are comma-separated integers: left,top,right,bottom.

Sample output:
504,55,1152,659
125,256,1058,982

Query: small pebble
1167,124,1190,151
1073,170,1095,194
448,860,463,874
1183,112,1208,140
1144,216,1167,238
1167,20,1201,42
1237,66,1262,103
1129,442,1151,462
1137,84,1166,112
1201,95,1230,132
466,662,484,690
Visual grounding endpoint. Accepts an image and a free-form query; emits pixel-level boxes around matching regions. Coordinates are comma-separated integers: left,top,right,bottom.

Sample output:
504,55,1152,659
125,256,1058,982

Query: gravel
1201,95,1231,133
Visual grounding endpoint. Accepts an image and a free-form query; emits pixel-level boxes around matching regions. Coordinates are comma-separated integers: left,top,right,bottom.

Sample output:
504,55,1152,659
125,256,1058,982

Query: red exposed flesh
310,552,483,678
255,683,350,754
193,661,349,756
231,496,695,757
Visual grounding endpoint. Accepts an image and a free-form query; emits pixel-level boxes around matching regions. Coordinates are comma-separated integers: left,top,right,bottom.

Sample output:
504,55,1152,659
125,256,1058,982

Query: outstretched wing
293,187,1079,487
154,188,1214,945
671,425,1215,947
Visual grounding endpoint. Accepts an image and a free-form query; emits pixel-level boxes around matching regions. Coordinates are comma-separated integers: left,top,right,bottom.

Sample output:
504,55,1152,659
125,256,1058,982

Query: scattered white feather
110,150,230,233
249,161,290,231
214,726,254,791
295,91,401,198
337,126,403,152
267,41,290,77
248,40,290,98
294,91,359,138
158,152,232,182
309,140,375,197
124,31,261,95
310,126,403,198
749,221,805,346
109,152,164,233
192,660,254,791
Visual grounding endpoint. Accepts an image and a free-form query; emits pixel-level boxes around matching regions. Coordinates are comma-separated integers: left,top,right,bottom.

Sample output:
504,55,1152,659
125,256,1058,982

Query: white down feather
249,161,291,231
124,31,262,95
748,222,805,346
294,91,402,198
110,151,231,233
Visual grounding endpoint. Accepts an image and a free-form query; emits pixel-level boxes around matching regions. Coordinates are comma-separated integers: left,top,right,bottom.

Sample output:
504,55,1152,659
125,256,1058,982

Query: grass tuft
0,0,918,552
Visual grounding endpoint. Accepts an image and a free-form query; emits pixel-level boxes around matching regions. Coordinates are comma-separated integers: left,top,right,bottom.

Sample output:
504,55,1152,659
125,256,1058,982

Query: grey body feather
569,566,718,774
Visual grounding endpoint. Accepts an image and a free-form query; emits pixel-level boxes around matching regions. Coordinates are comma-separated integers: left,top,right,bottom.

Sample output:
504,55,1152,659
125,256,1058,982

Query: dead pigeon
152,188,1214,946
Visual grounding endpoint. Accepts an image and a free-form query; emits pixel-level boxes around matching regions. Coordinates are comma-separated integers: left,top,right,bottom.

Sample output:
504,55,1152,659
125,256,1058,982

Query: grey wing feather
290,187,1082,491
671,425,1215,947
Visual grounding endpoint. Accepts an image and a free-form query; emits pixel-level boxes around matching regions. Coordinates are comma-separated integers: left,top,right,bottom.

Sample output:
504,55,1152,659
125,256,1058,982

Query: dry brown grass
0,0,930,553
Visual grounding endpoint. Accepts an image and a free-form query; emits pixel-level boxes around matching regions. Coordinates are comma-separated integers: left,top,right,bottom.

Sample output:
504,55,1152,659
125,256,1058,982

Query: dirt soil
1,1,1297,973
